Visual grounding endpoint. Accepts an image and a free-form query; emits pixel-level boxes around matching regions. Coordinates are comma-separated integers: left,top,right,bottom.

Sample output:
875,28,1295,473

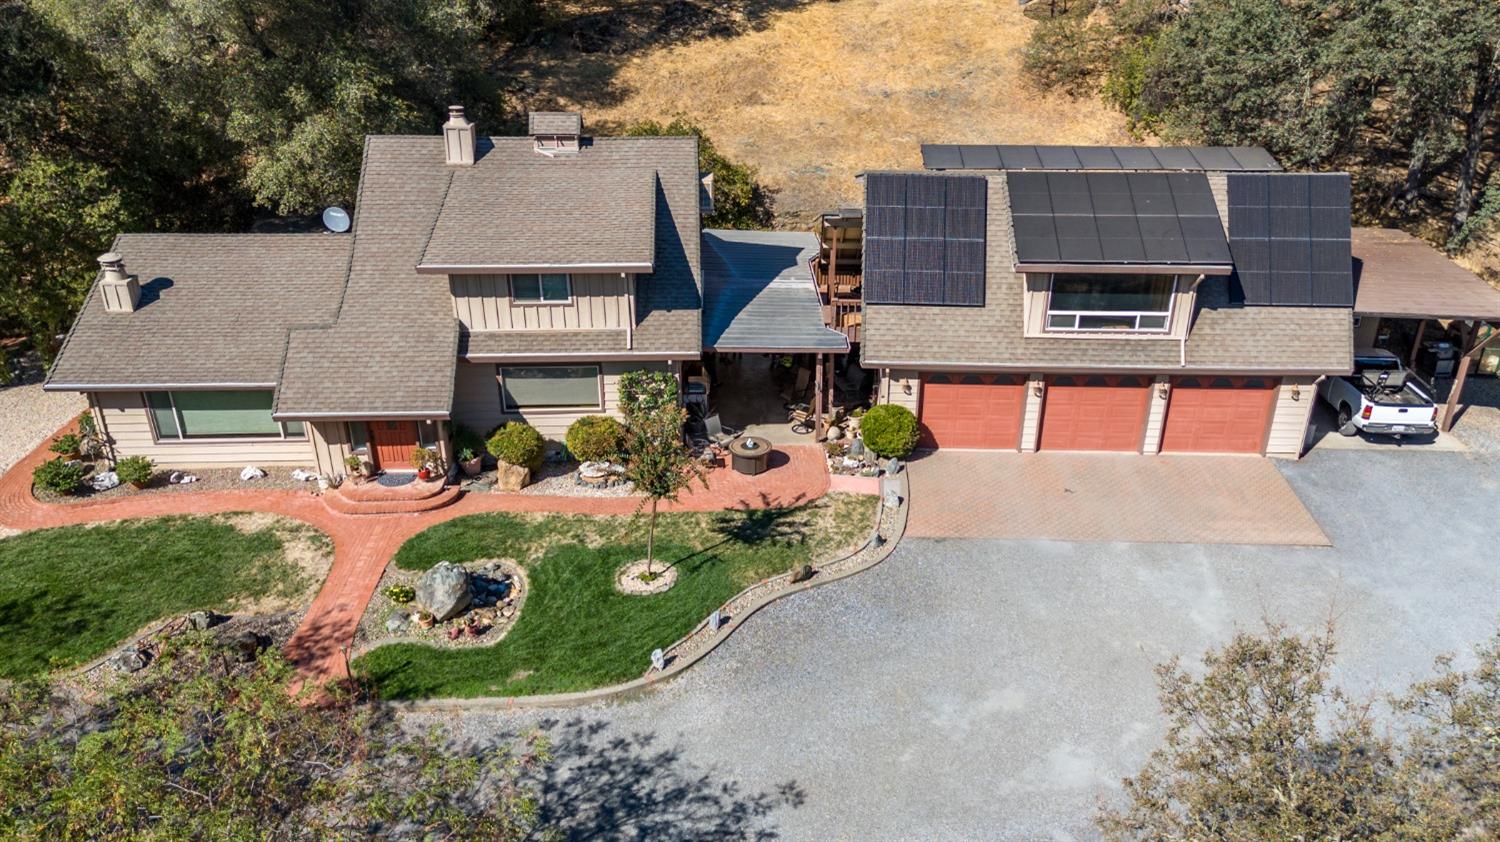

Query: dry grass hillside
506,0,1132,226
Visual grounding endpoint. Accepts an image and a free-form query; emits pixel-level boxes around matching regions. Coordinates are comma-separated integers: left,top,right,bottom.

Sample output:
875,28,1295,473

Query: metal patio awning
701,229,849,354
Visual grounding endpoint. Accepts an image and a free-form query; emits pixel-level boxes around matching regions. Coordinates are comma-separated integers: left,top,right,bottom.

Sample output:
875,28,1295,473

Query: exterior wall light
902,380,913,396
1157,382,1170,399
1291,384,1301,401
1031,381,1044,398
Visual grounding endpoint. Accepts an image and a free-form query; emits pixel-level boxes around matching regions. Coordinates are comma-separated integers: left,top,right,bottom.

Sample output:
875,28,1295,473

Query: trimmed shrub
486,422,545,471
565,415,626,462
114,455,154,487
49,433,82,456
32,458,85,495
859,404,921,458
617,369,679,418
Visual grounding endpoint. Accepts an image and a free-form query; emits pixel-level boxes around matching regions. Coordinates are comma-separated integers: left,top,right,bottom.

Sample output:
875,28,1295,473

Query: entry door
1039,375,1152,452
370,420,419,471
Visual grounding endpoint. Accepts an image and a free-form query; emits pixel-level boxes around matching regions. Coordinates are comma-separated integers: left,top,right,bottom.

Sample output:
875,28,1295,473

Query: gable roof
45,234,352,391
528,112,583,135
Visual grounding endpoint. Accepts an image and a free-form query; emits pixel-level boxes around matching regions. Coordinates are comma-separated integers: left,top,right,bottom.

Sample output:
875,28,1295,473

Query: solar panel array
921,145,1283,173
1226,173,1352,307
864,173,987,306
1007,171,1232,266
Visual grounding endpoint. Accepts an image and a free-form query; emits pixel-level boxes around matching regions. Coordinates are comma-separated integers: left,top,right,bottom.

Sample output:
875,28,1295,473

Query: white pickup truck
1321,349,1439,437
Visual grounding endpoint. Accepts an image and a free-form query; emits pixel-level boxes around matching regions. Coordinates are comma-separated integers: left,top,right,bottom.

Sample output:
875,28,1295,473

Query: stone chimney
529,111,582,155
442,105,476,166
97,252,139,313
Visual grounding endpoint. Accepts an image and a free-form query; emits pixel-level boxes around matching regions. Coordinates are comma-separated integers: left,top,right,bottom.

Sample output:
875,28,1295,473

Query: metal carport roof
1352,227,1500,321
701,229,849,353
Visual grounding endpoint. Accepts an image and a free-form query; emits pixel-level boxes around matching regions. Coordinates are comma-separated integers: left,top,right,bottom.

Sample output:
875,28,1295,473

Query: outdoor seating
704,413,739,448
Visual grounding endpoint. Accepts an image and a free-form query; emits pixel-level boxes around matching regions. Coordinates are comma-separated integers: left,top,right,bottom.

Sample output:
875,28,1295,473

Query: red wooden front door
370,420,419,471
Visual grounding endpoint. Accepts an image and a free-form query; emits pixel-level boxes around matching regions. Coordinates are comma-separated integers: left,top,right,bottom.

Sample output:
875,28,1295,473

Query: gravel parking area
0,381,84,477
411,447,1500,840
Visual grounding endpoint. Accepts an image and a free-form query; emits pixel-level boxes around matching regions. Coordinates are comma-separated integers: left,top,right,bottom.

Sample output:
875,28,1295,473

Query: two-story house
44,110,710,476
860,145,1356,456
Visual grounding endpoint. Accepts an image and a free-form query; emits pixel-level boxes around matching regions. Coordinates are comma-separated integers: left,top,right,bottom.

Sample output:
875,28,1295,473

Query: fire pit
728,435,773,476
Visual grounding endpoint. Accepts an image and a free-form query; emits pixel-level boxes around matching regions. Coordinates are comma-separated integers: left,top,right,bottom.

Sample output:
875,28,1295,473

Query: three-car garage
912,371,1287,454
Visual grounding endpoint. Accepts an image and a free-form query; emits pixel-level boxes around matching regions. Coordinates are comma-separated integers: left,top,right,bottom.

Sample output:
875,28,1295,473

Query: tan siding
1022,274,1196,341
450,360,669,442
1142,375,1170,454
1020,373,1044,451
92,391,316,469
880,369,921,412
309,421,354,480
450,273,629,332
1266,376,1319,458
1354,316,1381,349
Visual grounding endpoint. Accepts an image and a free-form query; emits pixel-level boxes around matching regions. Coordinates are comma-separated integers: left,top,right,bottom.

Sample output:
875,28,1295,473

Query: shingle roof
419,146,658,271
702,229,848,352
861,174,1351,373
46,234,352,390
459,329,628,358
1351,228,1500,320
528,112,583,135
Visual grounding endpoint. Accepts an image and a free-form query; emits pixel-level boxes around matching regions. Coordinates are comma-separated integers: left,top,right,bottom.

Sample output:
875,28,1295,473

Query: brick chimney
442,105,476,166
529,111,582,155
97,252,139,313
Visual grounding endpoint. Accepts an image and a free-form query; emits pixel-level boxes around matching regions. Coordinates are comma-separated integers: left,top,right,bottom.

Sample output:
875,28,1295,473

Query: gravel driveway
413,447,1500,840
0,381,84,477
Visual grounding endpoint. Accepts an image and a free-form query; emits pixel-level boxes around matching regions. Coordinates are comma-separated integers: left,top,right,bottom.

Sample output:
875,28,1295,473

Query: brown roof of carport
1352,227,1500,320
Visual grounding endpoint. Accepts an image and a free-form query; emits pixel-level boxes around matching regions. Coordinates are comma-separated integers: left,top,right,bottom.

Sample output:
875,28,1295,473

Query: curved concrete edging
389,470,911,713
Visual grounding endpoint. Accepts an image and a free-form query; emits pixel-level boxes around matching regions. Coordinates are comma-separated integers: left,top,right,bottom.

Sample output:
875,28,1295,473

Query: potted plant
411,447,436,481
451,424,485,476
343,453,370,482
414,610,435,629
457,447,482,476
49,433,83,460
114,455,155,489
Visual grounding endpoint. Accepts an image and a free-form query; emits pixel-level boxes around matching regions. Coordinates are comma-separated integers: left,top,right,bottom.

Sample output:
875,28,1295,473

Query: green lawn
0,515,326,679
356,494,877,699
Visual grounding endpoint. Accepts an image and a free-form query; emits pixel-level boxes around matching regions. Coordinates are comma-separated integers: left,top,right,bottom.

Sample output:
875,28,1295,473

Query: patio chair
704,413,739,448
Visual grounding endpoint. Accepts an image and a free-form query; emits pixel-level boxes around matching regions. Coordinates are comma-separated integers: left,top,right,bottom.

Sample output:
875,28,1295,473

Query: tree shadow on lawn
486,716,805,840
661,494,813,574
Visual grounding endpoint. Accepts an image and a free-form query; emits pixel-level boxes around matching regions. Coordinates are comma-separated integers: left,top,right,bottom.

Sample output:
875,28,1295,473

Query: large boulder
495,461,530,492
416,561,472,621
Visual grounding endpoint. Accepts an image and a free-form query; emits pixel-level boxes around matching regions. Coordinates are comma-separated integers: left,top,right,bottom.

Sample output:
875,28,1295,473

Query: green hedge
486,422,545,471
565,415,625,462
860,404,921,458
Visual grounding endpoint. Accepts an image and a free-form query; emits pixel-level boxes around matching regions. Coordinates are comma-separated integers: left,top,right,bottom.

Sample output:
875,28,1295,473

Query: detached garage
1161,376,1279,453
918,373,1026,449
1039,375,1152,452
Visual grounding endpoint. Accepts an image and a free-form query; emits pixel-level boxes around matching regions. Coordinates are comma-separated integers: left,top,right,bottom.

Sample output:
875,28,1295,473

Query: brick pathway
905,450,1329,546
0,419,830,683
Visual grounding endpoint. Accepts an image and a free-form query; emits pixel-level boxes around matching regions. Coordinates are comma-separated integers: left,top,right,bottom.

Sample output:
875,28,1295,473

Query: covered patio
699,230,850,443
1352,228,1500,432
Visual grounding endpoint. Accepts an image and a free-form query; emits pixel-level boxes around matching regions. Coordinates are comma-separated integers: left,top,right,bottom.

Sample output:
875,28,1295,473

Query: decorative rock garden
824,437,887,478
356,557,527,652
614,559,678,595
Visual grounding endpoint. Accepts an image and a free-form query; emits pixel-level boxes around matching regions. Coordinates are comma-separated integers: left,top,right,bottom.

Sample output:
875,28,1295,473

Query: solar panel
920,144,1283,172
1226,172,1352,307
862,173,989,306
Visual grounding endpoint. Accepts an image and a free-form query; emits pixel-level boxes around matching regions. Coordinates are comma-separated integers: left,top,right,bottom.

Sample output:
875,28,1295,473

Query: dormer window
511,273,571,302
1045,273,1174,333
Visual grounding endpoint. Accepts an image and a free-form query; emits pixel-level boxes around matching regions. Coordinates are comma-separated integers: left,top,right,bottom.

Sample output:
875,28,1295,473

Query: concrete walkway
0,418,830,683
906,450,1329,546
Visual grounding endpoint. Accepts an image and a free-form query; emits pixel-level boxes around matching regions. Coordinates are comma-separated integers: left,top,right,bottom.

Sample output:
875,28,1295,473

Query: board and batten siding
450,274,631,332
90,391,316,468
1266,375,1321,458
451,360,671,441
879,369,921,413
1141,375,1171,454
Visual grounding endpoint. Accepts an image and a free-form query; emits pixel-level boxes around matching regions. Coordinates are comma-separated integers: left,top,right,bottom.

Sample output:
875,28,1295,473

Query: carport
1352,228,1500,431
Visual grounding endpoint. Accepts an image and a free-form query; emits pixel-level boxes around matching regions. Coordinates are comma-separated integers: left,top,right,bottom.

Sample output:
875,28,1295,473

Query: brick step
335,475,449,503
323,484,463,516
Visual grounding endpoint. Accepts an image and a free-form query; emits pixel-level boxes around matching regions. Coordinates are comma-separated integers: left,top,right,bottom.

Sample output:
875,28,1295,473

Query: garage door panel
1039,375,1151,452
918,373,1025,449
1161,376,1278,453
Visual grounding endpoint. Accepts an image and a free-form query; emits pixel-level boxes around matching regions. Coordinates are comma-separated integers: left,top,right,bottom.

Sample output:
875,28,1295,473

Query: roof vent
529,111,582,156
443,105,476,166
97,252,140,313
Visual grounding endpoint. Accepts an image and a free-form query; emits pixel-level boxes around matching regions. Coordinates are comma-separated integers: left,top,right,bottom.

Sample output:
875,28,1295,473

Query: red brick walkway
0,419,829,683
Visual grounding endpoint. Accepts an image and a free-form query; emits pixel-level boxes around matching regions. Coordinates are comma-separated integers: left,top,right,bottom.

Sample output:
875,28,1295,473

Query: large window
510,273,571,303
1046,274,1175,332
500,366,601,410
145,390,305,440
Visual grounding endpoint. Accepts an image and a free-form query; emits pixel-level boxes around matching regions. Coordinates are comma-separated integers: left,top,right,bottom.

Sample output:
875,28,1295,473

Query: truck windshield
1354,357,1400,371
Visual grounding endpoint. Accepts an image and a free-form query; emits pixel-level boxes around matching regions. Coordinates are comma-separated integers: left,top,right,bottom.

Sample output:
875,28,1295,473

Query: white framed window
510,273,571,303
144,390,306,441
499,365,602,411
1045,273,1175,333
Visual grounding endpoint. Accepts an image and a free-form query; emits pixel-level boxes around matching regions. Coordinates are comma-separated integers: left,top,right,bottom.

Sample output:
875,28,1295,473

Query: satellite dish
321,206,351,233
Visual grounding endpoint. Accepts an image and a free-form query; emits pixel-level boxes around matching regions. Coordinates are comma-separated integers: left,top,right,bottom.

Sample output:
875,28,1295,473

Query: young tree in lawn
623,405,707,575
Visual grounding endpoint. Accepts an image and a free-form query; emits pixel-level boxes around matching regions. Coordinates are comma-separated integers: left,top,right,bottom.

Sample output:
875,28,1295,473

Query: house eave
1014,262,1235,276
416,261,654,275
45,381,280,393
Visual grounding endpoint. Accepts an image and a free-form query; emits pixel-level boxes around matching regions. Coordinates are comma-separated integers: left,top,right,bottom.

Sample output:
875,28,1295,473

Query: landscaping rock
111,648,149,673
90,471,119,491
239,465,266,481
226,631,267,662
416,561,472,621
385,612,409,633
494,461,530,492
790,563,815,583
186,610,224,631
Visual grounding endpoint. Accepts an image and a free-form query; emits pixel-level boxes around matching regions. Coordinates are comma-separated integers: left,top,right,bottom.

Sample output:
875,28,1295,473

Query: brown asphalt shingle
459,329,628,357
46,234,352,390
862,174,1352,373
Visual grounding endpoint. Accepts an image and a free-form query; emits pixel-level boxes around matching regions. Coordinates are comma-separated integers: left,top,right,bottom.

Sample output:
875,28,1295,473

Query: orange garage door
1039,375,1152,451
1161,376,1279,453
918,373,1027,449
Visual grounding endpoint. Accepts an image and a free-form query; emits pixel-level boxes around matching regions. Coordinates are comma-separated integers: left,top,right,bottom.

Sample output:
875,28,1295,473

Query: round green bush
565,415,626,462
114,455,154,487
32,458,85,496
859,404,921,458
486,422,545,471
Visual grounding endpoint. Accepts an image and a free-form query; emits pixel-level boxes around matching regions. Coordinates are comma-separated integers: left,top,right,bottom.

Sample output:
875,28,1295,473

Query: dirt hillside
508,0,1132,227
